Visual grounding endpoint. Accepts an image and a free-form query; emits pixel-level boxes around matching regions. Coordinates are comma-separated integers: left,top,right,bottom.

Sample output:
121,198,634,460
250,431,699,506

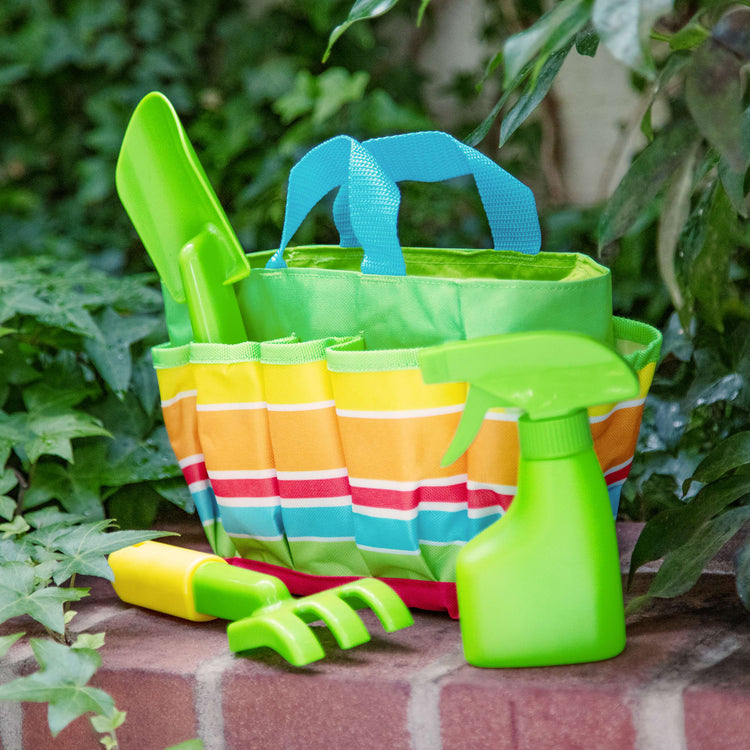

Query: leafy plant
327,0,750,612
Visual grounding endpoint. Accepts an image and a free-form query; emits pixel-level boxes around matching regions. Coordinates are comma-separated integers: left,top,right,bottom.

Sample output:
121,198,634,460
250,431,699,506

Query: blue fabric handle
267,131,541,276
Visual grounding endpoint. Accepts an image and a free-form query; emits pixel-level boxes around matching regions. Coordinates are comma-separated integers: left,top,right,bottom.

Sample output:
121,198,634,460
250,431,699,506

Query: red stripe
468,488,514,512
210,476,278,498
277,476,352,499
182,462,208,485
605,464,632,485
351,483,468,511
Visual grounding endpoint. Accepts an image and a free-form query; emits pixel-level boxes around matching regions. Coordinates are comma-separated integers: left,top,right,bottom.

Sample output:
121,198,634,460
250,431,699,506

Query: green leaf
83,308,158,397
164,741,204,750
72,632,105,650
48,520,174,584
106,484,161,529
324,0,401,62
686,40,746,172
313,68,369,123
0,562,89,633
684,182,736,331
735,536,750,610
657,141,698,310
0,639,115,737
90,708,127,734
592,0,674,80
628,474,750,586
648,505,750,599
669,19,709,50
598,121,699,249
151,477,195,514
693,431,750,484
416,0,431,26
499,44,571,148
24,410,111,464
0,632,24,659
575,24,600,56
503,0,591,88
0,516,31,537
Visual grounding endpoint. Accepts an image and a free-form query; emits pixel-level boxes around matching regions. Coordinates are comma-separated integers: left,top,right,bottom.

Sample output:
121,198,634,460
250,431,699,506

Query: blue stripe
352,514,420,552
190,486,220,526
608,484,623,517
282,505,356,539
220,504,284,538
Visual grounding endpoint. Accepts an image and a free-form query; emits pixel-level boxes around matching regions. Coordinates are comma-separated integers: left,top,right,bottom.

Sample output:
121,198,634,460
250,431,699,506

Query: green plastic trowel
420,331,640,667
116,92,249,345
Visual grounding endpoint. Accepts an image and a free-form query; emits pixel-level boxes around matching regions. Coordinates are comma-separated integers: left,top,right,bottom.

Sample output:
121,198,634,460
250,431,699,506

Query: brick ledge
0,522,748,750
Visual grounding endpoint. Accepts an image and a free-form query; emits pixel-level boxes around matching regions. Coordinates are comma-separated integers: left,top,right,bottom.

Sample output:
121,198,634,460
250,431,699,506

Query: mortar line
194,650,235,750
407,646,466,750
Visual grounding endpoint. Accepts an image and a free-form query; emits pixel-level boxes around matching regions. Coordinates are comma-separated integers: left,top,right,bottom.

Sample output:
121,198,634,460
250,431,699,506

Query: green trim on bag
260,335,362,365
250,245,607,283
612,317,662,369
326,338,421,372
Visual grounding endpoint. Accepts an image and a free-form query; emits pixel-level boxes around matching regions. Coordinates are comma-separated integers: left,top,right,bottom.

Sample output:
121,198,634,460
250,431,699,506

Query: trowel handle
109,541,291,623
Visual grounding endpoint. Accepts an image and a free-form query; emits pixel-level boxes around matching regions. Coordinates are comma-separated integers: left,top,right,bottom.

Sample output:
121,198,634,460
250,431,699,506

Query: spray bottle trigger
441,386,503,467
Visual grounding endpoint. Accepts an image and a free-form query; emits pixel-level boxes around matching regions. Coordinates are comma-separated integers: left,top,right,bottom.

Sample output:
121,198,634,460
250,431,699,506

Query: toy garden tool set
109,541,412,666
113,92,661,665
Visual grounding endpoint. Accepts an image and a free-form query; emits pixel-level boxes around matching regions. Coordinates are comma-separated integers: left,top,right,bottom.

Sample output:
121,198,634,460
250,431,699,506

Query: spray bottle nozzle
419,331,640,466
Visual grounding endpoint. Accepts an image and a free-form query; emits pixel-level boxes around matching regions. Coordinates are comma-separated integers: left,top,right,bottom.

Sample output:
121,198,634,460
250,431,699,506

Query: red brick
684,689,750,750
23,703,101,749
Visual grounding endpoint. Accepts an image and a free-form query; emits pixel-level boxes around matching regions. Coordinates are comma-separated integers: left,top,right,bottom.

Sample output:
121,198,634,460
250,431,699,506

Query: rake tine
227,609,326,667
291,591,370,650
336,579,414,632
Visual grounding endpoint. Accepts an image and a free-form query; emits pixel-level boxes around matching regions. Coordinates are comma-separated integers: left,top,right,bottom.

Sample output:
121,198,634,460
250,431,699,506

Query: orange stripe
337,414,464,481
466,420,520,486
267,407,346,472
591,405,644,472
196,409,274,471
161,399,201,463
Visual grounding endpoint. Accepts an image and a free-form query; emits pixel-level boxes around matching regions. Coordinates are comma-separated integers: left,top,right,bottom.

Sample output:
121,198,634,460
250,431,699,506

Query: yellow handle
109,541,227,622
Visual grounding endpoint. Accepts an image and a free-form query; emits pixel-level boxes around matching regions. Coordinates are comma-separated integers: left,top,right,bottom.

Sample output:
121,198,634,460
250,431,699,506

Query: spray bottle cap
419,330,639,466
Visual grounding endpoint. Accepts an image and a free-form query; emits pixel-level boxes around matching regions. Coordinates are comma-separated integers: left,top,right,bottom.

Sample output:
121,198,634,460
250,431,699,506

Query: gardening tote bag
152,132,662,616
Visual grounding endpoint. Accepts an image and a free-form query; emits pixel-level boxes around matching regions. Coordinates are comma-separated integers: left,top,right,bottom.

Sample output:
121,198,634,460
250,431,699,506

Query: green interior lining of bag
247,246,606,282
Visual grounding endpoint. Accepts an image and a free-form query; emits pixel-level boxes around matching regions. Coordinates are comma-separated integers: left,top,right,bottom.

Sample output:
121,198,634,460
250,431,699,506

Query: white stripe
589,397,646,424
161,390,198,407
468,505,505,519
607,478,627,489
179,453,205,469
226,532,284,542
267,400,335,412
348,474,467,492
286,535,355,543
418,538,467,547
484,409,522,422
466,479,516,495
336,404,464,419
281,496,353,508
216,496,280,508
276,468,349,481
188,480,211,493
418,501,468,513
196,401,266,412
357,544,422,556
604,457,633,476
208,468,277,480
353,506,419,521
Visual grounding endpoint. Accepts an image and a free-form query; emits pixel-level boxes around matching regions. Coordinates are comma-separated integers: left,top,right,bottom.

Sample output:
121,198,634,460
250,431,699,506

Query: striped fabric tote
152,132,662,616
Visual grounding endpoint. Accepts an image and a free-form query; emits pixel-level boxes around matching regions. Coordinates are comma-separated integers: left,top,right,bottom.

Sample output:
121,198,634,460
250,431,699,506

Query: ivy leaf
598,121,699,249
692,431,750,485
592,0,673,80
91,708,127,735
0,467,19,521
49,520,173,583
84,308,159,397
0,639,115,737
0,632,25,659
503,0,591,88
499,44,571,147
163,741,204,750
575,24,600,57
24,409,111,464
324,0,401,62
0,562,89,633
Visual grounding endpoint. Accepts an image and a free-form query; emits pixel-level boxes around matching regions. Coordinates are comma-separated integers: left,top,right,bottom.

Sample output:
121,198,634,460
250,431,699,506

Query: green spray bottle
419,330,640,667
